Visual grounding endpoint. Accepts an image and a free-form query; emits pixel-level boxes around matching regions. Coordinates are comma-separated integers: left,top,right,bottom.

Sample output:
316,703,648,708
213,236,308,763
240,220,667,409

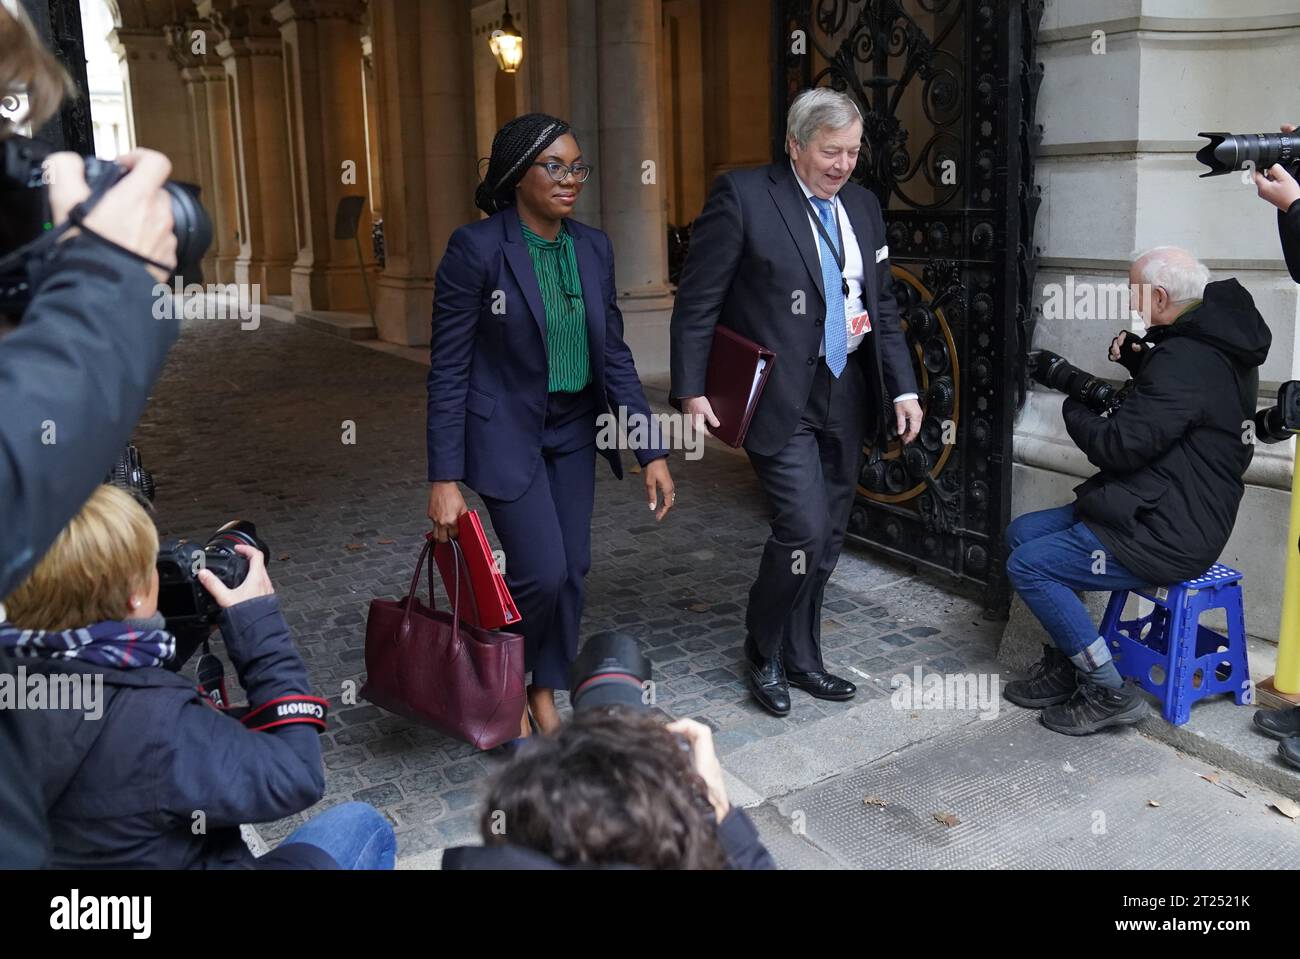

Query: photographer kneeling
443,631,775,869
0,485,395,868
1006,246,1270,735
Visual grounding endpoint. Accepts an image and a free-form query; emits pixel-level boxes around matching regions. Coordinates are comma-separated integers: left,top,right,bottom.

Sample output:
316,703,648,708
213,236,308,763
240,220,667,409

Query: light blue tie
812,196,847,377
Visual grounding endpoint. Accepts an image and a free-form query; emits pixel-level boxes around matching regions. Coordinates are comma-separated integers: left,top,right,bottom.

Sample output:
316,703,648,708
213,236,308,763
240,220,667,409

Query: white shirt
791,162,917,404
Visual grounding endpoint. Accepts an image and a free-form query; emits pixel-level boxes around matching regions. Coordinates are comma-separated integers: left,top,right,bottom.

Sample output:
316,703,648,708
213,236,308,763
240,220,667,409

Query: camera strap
64,198,174,274
237,694,329,734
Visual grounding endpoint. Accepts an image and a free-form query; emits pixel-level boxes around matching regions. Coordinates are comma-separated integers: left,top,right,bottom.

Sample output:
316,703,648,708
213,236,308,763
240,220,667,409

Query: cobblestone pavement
138,309,1004,863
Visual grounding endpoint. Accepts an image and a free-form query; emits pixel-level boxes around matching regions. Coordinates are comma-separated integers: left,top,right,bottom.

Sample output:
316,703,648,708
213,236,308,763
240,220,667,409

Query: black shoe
1004,644,1079,709
1279,737,1300,770
786,669,856,701
744,638,790,716
1040,680,1147,736
1253,705,1300,741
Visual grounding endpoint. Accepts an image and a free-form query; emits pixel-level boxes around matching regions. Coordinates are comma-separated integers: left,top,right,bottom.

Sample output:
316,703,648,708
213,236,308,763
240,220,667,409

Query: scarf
0,611,175,669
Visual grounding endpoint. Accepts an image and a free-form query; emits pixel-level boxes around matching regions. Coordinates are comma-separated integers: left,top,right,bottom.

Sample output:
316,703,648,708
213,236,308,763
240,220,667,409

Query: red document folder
432,511,521,630
674,326,776,448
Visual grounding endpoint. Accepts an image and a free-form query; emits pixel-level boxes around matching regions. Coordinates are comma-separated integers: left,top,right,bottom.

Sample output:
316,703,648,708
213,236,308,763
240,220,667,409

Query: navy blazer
428,206,664,502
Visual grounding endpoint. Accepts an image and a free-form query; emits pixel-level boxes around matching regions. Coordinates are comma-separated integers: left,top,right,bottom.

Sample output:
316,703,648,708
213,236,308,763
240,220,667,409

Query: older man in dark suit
671,88,921,717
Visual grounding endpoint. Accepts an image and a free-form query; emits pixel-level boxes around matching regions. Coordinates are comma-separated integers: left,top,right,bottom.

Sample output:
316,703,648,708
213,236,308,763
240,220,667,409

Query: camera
1196,131,1300,178
569,630,653,713
1028,349,1131,415
156,520,270,667
1252,380,1300,445
0,133,212,318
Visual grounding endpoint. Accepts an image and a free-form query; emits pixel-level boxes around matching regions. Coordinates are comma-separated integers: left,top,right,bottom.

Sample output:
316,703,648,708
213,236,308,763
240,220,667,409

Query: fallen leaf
377,538,395,545
1270,798,1300,820
933,812,960,828
345,543,365,551
863,795,887,807
278,554,290,562
688,602,710,613
1148,800,1161,807
1198,771,1247,798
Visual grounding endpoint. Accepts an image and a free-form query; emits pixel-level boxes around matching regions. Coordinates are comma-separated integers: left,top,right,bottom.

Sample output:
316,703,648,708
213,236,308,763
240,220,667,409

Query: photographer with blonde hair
1,485,396,869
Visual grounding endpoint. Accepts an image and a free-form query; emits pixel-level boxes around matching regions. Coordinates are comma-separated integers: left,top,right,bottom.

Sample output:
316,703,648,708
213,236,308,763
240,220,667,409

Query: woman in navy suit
426,114,675,737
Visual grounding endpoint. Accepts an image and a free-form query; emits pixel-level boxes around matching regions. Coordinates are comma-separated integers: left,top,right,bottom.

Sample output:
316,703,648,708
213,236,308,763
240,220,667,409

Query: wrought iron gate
19,0,94,154
772,0,1043,612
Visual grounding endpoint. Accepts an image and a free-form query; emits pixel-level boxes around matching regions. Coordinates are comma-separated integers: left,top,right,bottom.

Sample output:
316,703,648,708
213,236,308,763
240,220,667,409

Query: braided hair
475,113,573,215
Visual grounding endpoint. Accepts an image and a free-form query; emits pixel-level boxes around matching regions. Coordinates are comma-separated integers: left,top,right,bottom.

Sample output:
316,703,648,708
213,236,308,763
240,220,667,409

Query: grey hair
785,88,863,152
1132,246,1211,303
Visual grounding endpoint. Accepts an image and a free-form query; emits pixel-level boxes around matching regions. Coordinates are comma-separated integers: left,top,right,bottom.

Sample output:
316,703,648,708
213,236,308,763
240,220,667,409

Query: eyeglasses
532,161,592,183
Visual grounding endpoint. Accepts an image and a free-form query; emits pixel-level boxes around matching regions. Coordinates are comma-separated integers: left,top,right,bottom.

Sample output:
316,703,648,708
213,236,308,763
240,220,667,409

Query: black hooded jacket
1063,278,1271,585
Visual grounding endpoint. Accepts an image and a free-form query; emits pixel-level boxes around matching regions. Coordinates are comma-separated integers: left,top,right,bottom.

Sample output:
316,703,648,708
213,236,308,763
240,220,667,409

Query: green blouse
520,219,592,393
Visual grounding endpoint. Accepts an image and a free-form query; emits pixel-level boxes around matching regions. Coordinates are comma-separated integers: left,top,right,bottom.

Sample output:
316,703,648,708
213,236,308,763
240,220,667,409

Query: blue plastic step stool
1099,563,1250,726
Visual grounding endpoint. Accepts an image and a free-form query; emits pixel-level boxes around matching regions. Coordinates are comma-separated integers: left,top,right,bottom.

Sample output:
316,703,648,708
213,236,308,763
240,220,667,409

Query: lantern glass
490,26,524,74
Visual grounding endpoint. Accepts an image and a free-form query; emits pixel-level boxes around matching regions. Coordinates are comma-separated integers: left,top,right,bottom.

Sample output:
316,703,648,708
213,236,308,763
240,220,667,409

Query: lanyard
802,192,850,299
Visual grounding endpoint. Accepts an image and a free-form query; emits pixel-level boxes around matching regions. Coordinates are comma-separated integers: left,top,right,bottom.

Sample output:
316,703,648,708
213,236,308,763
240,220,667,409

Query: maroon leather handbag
362,533,526,750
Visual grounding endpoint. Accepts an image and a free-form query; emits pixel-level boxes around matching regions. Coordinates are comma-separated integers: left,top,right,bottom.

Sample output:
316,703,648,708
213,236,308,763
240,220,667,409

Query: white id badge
846,309,872,336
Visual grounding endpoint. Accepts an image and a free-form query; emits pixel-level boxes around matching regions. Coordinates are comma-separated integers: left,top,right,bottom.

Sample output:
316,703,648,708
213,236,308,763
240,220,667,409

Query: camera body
156,521,270,667
1252,380,1300,445
0,134,212,318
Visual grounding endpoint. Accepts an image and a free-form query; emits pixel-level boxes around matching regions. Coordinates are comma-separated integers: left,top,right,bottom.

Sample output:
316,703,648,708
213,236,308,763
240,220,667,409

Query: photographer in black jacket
0,0,178,600
1006,247,1270,735
1253,122,1300,283
0,0,180,866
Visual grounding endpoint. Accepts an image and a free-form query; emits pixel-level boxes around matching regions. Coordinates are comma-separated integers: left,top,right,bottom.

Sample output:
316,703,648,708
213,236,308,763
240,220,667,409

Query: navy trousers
479,388,597,691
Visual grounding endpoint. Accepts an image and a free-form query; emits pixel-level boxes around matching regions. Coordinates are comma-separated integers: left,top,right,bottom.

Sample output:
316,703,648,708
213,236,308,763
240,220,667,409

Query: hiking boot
1004,644,1079,709
1040,679,1147,736
1253,705,1300,741
1279,737,1300,771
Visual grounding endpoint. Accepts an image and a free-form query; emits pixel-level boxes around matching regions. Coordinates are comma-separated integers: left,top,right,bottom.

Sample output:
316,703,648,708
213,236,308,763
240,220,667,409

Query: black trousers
745,356,869,673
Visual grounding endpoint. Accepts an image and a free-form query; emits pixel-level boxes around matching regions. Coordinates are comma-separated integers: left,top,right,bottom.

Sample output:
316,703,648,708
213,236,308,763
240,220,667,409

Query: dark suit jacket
670,162,917,457
428,206,664,502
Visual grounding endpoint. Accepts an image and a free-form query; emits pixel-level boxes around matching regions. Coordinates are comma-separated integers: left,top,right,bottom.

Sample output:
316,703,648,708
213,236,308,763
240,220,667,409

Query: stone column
595,0,673,371
205,0,297,295
565,0,602,227
273,0,372,313
368,0,477,345
109,26,199,184
360,31,384,220
189,56,241,285
166,21,236,284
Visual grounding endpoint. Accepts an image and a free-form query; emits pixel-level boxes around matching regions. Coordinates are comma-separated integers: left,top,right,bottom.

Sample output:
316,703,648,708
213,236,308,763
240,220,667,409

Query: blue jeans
1005,505,1145,668
278,802,396,870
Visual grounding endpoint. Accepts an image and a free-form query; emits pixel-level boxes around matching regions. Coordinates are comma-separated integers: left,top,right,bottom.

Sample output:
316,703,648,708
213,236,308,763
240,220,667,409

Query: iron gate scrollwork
772,0,1044,612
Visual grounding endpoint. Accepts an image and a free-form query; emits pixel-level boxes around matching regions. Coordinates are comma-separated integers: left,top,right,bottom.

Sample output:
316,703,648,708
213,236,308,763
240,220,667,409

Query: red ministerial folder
432,511,521,630
673,326,776,448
